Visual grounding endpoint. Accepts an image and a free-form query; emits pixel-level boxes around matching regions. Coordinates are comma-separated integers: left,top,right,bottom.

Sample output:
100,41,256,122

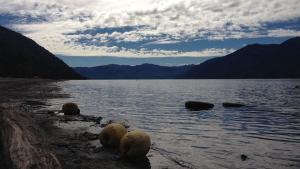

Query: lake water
50,79,300,169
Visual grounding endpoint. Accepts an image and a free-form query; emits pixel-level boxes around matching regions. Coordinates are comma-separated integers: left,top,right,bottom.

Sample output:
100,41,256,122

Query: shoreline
0,78,65,169
0,78,184,169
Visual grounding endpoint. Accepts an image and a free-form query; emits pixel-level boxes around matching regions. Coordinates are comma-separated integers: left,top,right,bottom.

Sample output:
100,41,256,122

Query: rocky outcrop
0,106,62,169
185,101,214,110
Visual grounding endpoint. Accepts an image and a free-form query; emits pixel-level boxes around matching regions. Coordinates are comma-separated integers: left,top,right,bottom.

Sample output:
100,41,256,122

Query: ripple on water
49,79,300,169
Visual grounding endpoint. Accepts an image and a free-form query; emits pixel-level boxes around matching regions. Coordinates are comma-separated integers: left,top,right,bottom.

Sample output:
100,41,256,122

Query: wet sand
0,78,183,169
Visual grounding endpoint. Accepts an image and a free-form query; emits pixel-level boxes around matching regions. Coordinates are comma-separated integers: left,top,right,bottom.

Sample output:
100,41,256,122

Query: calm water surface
51,80,300,169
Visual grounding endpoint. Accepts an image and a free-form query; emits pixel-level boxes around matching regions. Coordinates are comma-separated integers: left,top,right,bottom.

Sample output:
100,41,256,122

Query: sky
0,0,300,65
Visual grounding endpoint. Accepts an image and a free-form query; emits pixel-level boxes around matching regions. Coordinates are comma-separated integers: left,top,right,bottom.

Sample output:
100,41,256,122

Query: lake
50,79,300,169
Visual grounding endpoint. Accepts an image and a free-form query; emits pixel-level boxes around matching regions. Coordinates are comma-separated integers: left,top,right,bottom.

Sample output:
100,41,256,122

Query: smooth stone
185,101,214,110
99,123,127,148
222,102,245,108
120,130,151,160
62,102,80,115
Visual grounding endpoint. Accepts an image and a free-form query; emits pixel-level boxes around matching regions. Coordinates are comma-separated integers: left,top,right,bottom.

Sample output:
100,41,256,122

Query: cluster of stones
61,103,151,160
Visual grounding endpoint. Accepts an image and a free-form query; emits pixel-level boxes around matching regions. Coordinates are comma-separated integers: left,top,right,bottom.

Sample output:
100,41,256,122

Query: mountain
74,64,194,79
0,25,82,79
182,37,300,79
58,55,212,67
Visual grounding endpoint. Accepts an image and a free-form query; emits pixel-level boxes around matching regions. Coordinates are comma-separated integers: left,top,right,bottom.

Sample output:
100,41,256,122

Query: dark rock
241,154,248,161
92,147,102,153
24,100,47,106
78,132,99,141
82,115,102,123
47,110,55,115
222,102,245,108
295,85,299,89
185,101,214,110
0,107,62,169
62,103,80,115
95,116,102,124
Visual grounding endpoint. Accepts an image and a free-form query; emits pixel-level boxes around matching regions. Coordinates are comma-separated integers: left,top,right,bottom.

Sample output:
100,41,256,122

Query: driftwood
0,106,62,169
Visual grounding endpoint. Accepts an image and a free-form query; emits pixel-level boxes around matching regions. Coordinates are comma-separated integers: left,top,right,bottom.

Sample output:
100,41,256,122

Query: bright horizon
1,0,300,62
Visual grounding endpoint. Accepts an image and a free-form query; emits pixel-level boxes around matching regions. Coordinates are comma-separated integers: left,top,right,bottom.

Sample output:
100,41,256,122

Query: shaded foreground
0,105,62,169
0,78,183,169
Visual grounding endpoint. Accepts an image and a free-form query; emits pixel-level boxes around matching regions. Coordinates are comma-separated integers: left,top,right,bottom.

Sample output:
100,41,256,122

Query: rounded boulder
62,102,80,115
120,130,151,160
99,123,127,148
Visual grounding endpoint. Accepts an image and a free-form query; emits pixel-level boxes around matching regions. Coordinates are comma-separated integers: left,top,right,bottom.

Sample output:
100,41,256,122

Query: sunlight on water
50,79,300,169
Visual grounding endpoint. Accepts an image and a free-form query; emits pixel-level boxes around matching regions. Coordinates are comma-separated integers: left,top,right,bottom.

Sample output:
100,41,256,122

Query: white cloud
268,28,300,37
52,43,234,58
143,39,181,46
1,0,300,56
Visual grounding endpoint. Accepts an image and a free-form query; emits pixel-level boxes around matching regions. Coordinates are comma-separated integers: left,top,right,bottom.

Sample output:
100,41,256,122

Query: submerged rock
295,85,299,89
47,110,55,115
222,102,245,108
120,130,151,160
241,154,248,161
99,123,127,148
185,101,214,110
62,102,80,115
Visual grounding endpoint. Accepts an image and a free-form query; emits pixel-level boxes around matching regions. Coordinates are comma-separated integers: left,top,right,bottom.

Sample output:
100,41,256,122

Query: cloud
0,0,300,57
268,28,300,37
57,43,235,58
143,39,181,46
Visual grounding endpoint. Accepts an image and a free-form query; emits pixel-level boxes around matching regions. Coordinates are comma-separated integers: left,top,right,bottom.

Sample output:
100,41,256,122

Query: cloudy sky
0,0,300,59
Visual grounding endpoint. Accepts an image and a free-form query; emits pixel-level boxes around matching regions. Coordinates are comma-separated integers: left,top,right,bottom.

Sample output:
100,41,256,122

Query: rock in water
222,102,245,108
185,101,214,110
241,154,248,161
62,103,80,115
120,130,151,160
99,123,127,148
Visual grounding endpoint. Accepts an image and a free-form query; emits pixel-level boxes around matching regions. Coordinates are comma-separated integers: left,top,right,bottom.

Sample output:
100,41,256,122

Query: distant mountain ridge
75,37,300,79
59,55,212,67
182,37,300,79
74,63,194,79
2,24,297,80
0,25,82,79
